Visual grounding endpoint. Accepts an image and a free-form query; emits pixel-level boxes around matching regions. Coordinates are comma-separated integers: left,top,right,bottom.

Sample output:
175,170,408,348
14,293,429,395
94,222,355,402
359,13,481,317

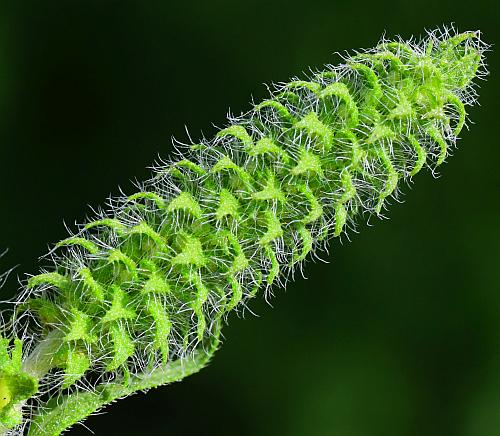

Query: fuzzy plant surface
0,26,489,435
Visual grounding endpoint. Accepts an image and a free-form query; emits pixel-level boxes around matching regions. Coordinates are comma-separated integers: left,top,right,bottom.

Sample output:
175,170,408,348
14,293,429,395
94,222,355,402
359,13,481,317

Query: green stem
28,326,221,435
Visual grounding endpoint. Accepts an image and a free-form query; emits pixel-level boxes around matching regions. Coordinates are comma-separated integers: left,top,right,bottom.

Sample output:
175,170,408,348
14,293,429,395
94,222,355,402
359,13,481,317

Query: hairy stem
27,323,220,436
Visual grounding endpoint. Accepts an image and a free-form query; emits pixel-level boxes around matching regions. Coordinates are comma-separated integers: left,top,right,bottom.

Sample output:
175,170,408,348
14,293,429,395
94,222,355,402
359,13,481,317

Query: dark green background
0,1,498,435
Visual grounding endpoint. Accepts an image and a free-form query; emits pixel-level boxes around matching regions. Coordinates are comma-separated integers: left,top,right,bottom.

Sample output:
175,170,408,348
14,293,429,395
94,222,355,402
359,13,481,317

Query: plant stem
27,323,221,435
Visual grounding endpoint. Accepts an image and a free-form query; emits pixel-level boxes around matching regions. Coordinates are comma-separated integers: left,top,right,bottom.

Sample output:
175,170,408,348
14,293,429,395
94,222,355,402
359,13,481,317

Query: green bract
0,26,489,435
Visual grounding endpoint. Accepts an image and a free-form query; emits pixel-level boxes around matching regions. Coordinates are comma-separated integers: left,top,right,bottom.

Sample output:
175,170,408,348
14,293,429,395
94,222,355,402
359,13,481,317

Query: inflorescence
0,25,489,435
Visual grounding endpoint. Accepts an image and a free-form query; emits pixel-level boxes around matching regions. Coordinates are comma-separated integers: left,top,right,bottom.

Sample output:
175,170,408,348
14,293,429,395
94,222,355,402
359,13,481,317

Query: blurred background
0,1,498,435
